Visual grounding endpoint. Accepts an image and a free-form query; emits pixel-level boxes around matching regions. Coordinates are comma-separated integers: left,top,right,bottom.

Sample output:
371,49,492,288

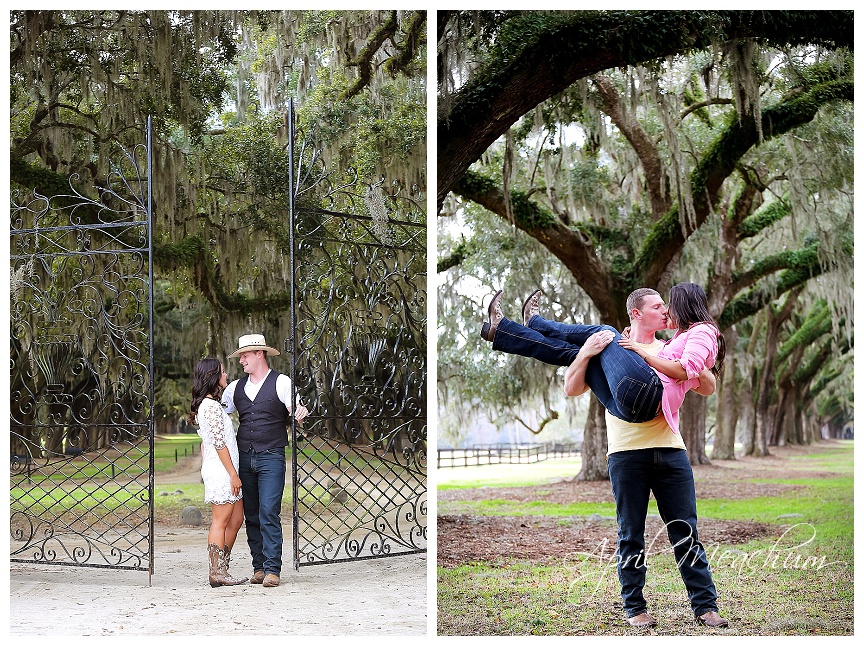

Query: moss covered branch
437,238,469,273
718,251,827,329
342,11,398,99
636,76,852,286
453,170,628,321
806,338,852,400
729,243,818,295
153,237,291,316
438,9,853,206
11,156,74,199
385,11,426,78
737,198,792,239
776,301,831,365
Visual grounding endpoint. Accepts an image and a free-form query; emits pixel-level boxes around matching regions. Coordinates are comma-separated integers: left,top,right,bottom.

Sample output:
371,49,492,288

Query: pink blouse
655,323,719,434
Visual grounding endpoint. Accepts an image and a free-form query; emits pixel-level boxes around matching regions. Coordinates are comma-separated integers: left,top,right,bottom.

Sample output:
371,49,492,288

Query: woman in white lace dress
188,357,248,587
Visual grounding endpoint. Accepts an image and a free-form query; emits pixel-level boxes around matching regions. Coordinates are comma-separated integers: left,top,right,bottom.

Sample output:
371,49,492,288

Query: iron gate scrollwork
287,101,427,566
9,123,155,574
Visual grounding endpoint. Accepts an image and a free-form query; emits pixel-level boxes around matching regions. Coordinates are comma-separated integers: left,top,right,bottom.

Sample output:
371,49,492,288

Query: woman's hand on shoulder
618,335,644,357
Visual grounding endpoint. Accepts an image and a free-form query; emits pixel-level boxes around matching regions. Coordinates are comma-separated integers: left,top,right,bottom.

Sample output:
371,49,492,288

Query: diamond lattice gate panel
10,132,155,573
287,111,426,566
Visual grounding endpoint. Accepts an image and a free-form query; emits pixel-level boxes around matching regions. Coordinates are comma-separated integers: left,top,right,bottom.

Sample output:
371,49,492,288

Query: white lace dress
196,397,242,505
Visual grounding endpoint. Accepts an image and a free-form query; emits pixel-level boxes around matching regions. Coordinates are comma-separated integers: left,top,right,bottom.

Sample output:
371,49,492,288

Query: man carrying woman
481,284,729,628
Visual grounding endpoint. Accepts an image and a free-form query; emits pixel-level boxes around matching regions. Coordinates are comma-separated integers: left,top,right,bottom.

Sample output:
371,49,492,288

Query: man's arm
276,374,310,423
221,380,238,413
692,368,716,397
563,330,614,397
564,351,592,397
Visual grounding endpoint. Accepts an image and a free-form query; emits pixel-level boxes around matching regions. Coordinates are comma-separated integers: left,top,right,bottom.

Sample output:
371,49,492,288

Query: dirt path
9,455,427,636
10,527,426,636
157,452,205,483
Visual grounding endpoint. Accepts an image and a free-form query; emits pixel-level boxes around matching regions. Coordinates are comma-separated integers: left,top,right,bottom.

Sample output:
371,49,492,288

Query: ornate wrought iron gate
10,123,155,575
287,101,427,567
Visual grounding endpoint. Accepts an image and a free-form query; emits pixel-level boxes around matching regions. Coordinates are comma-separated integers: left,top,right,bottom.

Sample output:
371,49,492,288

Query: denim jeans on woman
607,447,719,617
491,316,663,423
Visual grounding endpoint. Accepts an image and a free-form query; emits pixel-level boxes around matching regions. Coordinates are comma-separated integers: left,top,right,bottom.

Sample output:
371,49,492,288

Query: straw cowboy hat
227,333,281,358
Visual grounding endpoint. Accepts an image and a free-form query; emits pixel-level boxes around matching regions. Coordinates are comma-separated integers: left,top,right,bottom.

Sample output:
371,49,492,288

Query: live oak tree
437,10,853,476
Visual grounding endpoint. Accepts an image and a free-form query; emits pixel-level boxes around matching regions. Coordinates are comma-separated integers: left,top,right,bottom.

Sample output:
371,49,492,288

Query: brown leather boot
221,545,248,585
208,543,225,587
480,290,504,342
522,289,541,326
696,610,729,627
625,612,658,628
250,570,266,584
208,543,245,587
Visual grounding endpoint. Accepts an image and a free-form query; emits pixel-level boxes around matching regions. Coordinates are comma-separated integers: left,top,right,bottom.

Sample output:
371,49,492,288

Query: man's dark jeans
607,447,719,618
238,448,286,575
492,316,662,423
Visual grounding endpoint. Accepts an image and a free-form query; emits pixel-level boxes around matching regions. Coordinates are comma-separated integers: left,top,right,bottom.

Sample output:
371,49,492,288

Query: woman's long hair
667,282,726,376
188,357,224,425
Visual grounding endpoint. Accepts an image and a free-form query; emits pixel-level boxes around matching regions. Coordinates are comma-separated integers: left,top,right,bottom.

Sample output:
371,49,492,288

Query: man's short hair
626,288,661,320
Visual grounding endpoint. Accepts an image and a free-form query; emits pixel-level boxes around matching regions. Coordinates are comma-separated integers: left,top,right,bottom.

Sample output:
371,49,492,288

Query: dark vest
233,371,289,452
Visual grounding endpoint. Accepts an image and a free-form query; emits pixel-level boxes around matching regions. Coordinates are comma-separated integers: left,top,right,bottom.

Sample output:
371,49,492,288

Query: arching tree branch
679,97,734,120
438,10,853,207
453,170,622,321
593,75,671,220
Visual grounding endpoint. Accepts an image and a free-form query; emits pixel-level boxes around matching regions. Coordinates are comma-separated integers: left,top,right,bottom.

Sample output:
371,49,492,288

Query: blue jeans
492,316,663,423
238,448,286,575
607,448,719,618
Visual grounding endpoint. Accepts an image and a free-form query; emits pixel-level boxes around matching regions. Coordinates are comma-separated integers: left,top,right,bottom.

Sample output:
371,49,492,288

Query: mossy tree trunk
711,327,739,460
738,386,756,457
576,395,608,481
680,396,709,465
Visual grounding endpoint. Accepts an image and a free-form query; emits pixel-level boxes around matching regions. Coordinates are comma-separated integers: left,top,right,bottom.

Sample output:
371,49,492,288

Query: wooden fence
437,443,581,468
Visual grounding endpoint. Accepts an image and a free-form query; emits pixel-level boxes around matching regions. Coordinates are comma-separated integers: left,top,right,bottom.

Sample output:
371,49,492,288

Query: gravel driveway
10,525,427,636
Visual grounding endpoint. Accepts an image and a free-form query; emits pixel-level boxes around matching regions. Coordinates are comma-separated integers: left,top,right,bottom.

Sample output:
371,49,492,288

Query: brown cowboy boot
480,290,504,342
696,610,729,627
625,612,658,628
221,544,248,585
208,543,225,587
522,289,541,326
208,543,245,587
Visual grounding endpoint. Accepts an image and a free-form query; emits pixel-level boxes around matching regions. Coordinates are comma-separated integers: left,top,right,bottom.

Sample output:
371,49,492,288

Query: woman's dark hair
188,357,225,425
667,282,726,376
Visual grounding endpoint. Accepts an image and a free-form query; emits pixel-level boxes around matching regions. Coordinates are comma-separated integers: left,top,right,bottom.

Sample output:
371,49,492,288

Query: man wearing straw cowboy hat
222,333,309,588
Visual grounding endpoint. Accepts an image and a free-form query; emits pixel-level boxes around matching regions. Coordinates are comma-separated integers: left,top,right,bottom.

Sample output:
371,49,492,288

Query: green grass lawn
437,441,854,636
12,433,356,523
153,433,204,471
12,434,205,484
11,433,347,485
